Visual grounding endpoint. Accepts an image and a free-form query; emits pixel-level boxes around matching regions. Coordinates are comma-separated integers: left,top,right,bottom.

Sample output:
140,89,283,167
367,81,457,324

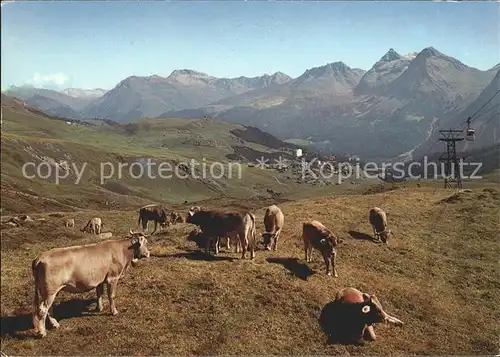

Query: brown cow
302,220,343,277
32,229,150,338
137,204,168,234
81,217,102,234
320,287,403,345
369,207,391,244
186,207,256,259
262,205,284,251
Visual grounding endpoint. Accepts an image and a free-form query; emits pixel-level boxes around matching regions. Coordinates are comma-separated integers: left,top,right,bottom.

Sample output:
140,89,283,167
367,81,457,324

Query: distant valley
4,47,499,161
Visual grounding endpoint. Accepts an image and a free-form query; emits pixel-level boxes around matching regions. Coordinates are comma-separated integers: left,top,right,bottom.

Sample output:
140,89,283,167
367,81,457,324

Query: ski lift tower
438,118,475,189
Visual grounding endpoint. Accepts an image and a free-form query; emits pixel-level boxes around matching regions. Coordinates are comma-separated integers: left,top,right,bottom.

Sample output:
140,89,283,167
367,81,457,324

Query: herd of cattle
30,202,402,345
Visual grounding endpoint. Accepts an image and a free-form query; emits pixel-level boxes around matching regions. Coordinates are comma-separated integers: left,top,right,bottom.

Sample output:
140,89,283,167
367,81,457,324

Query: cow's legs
249,231,255,260
106,281,119,315
137,215,142,231
151,221,158,235
306,245,313,263
323,254,332,276
205,236,214,255
141,218,148,232
226,236,231,250
363,325,376,341
47,301,60,329
214,237,220,255
303,241,309,262
33,298,48,337
331,252,338,277
239,229,249,259
95,283,105,312
273,230,281,251
37,291,59,336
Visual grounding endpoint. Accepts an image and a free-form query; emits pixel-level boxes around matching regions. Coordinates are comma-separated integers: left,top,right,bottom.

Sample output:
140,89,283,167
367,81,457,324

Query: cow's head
319,234,343,256
129,228,150,262
378,229,391,244
187,228,205,248
186,206,202,224
187,227,202,241
261,232,273,248
358,293,389,325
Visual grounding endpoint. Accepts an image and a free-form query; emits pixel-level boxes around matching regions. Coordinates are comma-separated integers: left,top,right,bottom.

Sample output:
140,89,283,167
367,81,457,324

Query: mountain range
4,46,499,160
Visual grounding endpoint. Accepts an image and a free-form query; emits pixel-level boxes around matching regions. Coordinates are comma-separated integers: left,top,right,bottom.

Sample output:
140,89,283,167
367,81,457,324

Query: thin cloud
1,1,16,8
26,72,70,88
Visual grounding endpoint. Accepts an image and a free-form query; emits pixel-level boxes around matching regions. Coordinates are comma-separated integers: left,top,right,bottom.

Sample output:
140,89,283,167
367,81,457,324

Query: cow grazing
187,228,205,249
320,287,403,345
137,204,168,234
369,207,391,244
262,205,284,251
64,218,75,228
81,217,102,235
32,229,150,338
302,220,343,277
186,207,256,259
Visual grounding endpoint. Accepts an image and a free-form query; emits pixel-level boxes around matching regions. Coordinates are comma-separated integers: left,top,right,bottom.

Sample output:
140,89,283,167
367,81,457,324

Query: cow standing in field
64,218,75,228
31,229,150,338
262,205,284,251
369,207,391,244
137,204,168,234
302,220,343,277
186,207,256,259
319,287,403,345
81,217,102,235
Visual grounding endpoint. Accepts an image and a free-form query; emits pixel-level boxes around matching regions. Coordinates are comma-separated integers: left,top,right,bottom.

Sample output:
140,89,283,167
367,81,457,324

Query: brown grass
1,187,499,355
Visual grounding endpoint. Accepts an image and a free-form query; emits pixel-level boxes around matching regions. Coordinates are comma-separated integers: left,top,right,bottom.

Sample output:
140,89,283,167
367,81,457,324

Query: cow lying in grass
320,287,404,345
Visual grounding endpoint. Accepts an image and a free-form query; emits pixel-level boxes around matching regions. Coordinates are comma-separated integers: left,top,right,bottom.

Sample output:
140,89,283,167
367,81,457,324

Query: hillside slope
410,69,500,162
2,94,370,214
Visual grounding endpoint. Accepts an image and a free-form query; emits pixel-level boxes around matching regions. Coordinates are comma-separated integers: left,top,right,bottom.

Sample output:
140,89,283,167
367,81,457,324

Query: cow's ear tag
362,305,371,314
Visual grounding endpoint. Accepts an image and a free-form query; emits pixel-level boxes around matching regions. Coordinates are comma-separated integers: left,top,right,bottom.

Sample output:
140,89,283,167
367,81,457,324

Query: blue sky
1,1,499,91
